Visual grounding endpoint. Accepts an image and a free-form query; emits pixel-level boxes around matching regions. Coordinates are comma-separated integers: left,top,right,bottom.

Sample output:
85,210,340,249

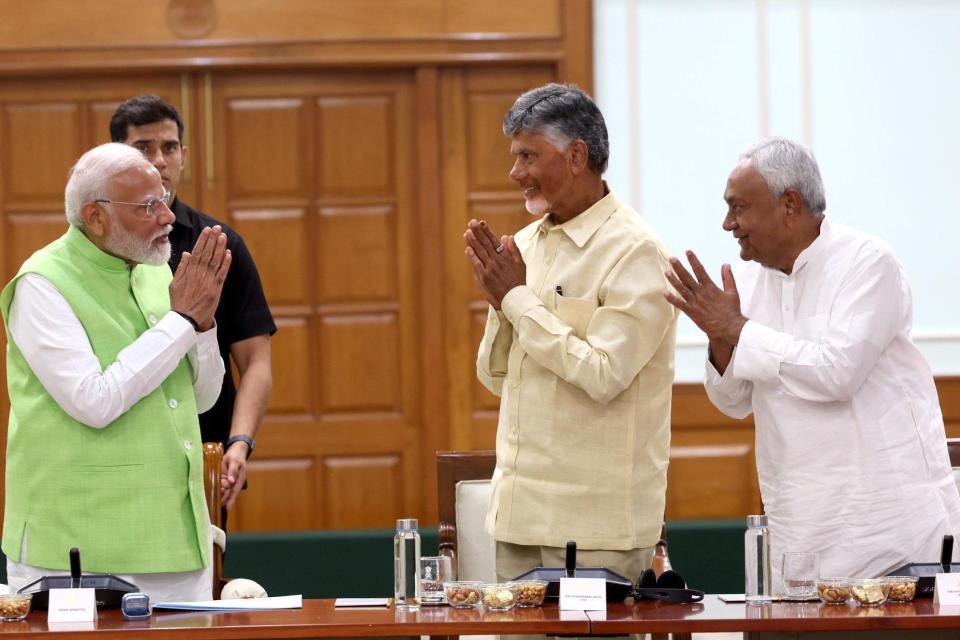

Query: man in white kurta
666,137,960,585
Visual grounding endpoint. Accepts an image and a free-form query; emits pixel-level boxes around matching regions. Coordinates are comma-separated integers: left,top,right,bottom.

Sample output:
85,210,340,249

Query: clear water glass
781,551,819,598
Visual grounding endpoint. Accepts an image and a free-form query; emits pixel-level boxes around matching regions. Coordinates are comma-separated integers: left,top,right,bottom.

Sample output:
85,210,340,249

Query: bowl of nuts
849,578,890,606
515,579,548,607
0,593,31,622
480,582,520,611
443,581,483,608
885,575,918,603
815,577,851,604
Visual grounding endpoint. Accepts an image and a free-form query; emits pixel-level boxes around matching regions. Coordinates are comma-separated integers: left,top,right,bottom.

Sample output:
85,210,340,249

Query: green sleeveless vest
0,225,209,573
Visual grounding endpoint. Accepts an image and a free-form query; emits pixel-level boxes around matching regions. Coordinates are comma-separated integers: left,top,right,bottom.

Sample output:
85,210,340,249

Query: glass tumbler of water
781,551,819,598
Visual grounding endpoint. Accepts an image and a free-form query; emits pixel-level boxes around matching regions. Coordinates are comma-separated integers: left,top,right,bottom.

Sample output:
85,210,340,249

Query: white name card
559,577,606,611
934,573,960,605
47,588,96,622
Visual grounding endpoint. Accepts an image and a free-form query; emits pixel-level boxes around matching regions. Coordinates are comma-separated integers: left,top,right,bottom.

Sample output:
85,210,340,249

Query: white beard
105,224,172,266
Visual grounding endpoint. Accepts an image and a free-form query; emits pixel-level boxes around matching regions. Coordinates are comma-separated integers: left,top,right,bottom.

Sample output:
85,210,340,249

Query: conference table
3,596,960,638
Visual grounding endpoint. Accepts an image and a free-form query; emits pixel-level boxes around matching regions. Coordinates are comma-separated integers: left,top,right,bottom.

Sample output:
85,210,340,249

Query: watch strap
225,434,254,459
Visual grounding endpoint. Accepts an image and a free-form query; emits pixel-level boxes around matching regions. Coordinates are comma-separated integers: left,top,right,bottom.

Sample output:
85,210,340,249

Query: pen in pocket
555,284,563,296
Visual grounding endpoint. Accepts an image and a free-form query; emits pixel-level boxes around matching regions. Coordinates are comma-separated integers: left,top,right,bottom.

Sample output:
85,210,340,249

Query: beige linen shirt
478,189,677,550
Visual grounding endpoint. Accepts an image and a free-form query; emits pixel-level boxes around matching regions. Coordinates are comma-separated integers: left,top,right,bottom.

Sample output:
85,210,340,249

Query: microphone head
565,541,577,577
69,548,81,579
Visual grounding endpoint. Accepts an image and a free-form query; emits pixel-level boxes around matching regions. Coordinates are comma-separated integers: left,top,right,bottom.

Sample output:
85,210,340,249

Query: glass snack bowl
849,578,890,606
885,575,919,603
480,582,520,611
514,579,548,607
815,577,851,604
443,581,483,608
0,593,31,622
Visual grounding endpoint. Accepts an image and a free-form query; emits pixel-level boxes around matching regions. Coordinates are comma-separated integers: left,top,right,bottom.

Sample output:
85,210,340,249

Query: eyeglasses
94,190,172,219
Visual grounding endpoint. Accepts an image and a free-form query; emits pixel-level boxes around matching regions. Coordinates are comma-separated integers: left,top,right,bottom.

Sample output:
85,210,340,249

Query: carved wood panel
209,71,420,531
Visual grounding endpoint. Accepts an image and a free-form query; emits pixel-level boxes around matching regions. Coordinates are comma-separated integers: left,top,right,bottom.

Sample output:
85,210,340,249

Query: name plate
934,573,960,605
559,577,606,611
47,588,96,622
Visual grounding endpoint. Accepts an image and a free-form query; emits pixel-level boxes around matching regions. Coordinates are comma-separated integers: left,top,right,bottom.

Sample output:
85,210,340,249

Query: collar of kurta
66,224,133,273
770,216,831,279
536,183,619,248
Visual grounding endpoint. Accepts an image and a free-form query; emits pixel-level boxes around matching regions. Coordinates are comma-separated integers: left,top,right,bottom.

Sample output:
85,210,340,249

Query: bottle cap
747,514,768,527
396,518,419,532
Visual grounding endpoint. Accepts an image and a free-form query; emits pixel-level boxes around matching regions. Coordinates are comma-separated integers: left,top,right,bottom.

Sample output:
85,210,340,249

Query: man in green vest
0,142,231,602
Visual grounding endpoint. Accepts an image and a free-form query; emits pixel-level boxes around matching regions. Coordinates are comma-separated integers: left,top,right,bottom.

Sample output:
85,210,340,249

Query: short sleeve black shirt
168,198,277,444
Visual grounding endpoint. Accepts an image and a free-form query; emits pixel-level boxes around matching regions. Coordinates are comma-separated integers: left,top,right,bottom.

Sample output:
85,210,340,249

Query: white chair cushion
454,479,496,583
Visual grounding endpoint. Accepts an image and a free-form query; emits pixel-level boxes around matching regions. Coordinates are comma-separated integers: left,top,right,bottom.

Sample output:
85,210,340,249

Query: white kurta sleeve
732,246,902,402
8,273,222,428
186,325,225,413
703,347,754,419
500,240,676,405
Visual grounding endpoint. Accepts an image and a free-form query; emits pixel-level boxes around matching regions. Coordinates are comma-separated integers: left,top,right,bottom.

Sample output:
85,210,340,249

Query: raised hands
170,226,232,331
463,219,525,309
664,250,747,347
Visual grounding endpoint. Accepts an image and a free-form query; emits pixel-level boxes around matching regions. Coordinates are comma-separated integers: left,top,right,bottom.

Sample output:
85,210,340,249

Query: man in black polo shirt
110,95,276,514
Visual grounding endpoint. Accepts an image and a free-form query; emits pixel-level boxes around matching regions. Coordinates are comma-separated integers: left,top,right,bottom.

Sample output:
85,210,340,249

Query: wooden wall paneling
668,383,761,519
0,0,570,72
941,378,960,438
413,66,448,522
323,454,404,529
262,316,313,416
441,66,556,452
439,67,474,452
231,457,317,532
558,0,594,87
212,71,421,531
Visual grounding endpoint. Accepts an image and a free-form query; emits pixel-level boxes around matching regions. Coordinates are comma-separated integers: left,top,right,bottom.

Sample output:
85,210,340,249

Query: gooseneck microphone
69,547,81,588
565,541,577,578
941,535,954,572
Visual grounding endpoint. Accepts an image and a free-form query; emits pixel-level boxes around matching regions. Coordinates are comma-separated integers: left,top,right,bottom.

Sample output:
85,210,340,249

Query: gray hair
503,83,609,173
740,137,826,217
64,143,153,227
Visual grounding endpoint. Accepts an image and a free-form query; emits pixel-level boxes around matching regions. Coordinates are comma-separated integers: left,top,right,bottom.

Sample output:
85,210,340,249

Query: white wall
594,0,960,382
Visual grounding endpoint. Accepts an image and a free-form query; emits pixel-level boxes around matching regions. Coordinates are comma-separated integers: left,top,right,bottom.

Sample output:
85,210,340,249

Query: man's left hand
463,219,526,308
664,250,747,344
220,444,248,510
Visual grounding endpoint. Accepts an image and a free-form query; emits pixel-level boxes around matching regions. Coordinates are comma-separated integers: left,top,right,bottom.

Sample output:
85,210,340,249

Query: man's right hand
170,226,232,331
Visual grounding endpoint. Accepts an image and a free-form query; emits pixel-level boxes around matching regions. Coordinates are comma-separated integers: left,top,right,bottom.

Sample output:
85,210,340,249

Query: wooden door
201,70,421,531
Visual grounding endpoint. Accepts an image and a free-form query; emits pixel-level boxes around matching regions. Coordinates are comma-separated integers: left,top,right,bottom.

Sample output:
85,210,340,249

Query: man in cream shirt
665,137,960,585
464,83,678,582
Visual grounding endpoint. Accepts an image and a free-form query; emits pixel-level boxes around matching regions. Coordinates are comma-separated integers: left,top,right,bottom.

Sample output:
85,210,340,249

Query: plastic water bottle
745,514,773,604
394,518,421,610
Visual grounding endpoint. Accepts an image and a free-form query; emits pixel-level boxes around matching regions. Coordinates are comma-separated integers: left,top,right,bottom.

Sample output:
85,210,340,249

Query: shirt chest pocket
554,295,598,339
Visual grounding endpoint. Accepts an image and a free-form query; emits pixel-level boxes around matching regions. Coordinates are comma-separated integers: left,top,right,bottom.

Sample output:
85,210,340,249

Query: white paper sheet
334,597,390,607
154,594,302,611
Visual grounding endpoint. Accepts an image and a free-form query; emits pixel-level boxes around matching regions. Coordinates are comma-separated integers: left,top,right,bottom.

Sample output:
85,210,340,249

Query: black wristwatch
225,435,254,459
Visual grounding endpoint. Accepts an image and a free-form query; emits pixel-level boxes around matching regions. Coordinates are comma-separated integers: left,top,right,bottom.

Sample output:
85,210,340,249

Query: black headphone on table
626,568,705,604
